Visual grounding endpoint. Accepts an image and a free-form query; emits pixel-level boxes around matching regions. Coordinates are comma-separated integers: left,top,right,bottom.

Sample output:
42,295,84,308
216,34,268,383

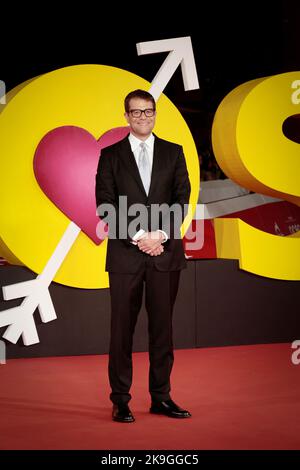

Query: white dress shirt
128,133,168,244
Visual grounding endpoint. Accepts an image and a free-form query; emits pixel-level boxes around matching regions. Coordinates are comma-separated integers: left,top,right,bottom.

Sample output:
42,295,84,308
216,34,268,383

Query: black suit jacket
95,134,191,273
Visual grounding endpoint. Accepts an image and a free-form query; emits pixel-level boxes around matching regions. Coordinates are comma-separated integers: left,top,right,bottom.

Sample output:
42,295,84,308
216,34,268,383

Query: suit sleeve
160,146,191,240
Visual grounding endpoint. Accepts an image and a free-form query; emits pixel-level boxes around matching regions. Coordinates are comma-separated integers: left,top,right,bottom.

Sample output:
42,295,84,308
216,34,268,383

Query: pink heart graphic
33,125,130,244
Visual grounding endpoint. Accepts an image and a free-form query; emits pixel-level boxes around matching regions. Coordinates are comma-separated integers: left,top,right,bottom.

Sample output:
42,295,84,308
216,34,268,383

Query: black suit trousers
108,256,181,404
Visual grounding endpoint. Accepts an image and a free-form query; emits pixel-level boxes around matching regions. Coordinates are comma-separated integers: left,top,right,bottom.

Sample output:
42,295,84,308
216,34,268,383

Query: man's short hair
124,89,156,113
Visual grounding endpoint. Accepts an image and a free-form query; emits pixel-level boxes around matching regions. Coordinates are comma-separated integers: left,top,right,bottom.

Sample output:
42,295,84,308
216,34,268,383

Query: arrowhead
137,36,199,100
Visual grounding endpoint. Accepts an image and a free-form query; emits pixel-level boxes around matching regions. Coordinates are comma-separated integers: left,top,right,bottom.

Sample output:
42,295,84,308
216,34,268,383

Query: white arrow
0,38,199,346
136,36,200,100
0,222,81,345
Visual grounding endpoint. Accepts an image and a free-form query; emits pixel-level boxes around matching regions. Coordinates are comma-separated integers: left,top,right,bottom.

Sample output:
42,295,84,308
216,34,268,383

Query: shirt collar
128,133,155,153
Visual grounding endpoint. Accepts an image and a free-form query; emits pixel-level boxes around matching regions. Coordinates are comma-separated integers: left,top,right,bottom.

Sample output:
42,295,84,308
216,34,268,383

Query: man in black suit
96,89,191,422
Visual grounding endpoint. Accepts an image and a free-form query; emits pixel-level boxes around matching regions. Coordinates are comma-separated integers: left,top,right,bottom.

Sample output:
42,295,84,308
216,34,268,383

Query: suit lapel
118,136,146,195
148,134,163,199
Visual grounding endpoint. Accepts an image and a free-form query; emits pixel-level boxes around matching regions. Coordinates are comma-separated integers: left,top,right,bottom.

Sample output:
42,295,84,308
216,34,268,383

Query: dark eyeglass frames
128,109,155,118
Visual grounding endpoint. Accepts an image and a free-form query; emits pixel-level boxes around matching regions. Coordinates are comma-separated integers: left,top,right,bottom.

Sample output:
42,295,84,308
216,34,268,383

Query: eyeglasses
128,108,155,118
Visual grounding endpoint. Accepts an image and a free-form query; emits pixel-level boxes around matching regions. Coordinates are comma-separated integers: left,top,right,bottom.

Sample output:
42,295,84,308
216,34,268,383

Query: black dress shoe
112,404,135,423
150,399,191,418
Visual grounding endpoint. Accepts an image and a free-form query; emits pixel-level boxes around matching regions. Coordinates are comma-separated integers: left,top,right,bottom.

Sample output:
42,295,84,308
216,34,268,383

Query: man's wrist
157,230,168,243
131,229,146,245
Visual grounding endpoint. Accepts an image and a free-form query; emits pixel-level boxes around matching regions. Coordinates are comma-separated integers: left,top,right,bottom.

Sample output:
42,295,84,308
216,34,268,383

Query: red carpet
0,343,300,450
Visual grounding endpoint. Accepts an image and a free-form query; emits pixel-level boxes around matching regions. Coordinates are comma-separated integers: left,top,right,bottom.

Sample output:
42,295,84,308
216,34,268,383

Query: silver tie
138,142,151,195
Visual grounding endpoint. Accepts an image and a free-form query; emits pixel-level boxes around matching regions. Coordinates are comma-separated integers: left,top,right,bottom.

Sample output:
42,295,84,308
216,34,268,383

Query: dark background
1,1,298,156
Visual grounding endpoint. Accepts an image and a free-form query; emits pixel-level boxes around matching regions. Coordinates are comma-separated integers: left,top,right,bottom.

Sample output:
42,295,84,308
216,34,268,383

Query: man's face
125,97,156,139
